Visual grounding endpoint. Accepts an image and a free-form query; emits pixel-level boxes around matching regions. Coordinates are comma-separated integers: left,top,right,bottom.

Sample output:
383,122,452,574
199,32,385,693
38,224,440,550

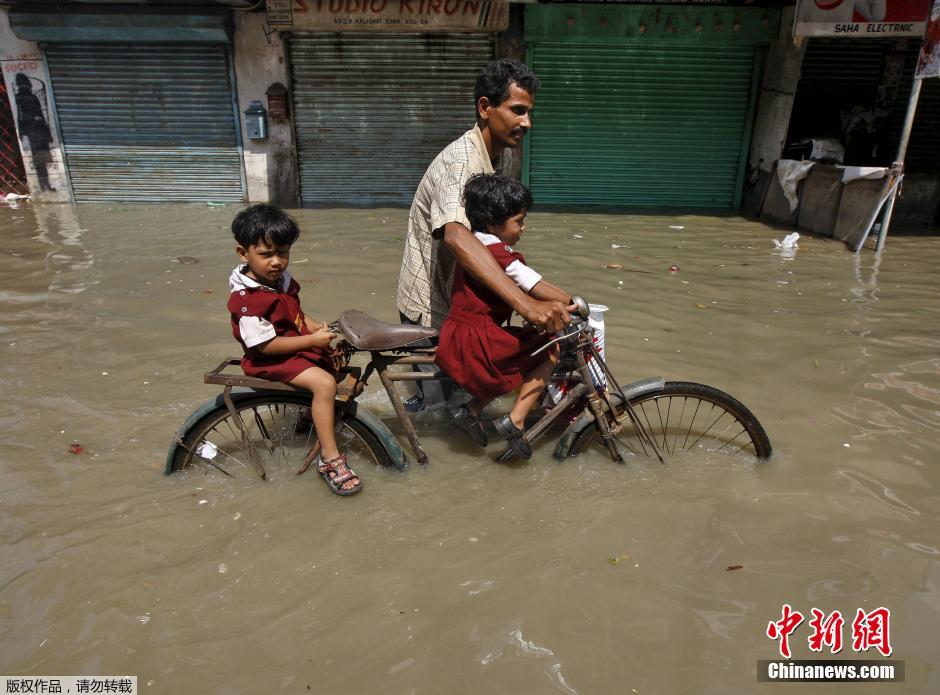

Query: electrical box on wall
266,83,289,120
244,101,268,140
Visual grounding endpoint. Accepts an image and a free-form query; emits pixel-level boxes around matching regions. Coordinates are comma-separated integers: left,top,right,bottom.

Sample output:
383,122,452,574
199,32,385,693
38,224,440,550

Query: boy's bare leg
290,367,360,492
509,354,557,430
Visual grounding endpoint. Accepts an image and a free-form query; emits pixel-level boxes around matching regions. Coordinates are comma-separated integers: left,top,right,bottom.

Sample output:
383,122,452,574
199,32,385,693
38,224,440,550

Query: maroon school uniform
227,266,335,383
435,235,552,401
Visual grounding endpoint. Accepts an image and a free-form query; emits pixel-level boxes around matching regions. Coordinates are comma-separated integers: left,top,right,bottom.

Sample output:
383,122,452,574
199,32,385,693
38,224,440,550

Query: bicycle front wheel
172,393,392,478
570,381,772,460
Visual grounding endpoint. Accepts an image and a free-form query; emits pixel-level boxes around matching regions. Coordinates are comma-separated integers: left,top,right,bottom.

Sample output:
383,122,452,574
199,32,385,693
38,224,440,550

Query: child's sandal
317,454,363,496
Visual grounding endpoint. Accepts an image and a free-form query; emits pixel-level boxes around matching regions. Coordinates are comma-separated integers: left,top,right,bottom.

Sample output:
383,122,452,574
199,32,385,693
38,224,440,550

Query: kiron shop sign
266,0,509,32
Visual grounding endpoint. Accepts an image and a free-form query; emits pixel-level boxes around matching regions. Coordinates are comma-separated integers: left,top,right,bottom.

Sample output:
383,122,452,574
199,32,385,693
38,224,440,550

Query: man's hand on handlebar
520,299,577,333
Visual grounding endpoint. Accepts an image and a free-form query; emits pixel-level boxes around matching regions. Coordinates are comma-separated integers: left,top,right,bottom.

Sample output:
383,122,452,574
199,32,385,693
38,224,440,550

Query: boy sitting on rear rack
227,204,362,496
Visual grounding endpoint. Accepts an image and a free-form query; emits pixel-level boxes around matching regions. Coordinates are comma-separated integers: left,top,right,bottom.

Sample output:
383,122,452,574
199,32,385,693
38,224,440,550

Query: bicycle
166,296,771,478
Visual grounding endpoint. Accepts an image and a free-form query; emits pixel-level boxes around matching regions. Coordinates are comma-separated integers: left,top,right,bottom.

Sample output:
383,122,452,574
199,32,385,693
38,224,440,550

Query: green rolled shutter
527,43,760,208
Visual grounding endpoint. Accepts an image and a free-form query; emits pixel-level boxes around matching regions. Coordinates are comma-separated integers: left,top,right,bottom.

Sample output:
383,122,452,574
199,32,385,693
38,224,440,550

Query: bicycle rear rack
202,359,364,479
204,358,361,400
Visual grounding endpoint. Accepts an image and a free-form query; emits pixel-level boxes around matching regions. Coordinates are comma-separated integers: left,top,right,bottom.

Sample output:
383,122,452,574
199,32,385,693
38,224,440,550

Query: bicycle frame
180,318,663,478
340,317,662,466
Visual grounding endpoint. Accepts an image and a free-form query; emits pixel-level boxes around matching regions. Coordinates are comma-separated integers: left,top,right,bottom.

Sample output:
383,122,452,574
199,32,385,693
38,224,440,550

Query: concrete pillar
748,6,805,175
0,8,72,202
232,12,298,207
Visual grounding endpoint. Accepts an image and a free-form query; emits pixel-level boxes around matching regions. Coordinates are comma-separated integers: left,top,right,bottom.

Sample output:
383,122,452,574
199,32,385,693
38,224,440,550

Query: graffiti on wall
0,51,68,200
13,73,55,191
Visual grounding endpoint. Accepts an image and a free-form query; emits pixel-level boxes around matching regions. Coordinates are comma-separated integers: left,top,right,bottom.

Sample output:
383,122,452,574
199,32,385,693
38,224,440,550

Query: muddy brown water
0,203,938,694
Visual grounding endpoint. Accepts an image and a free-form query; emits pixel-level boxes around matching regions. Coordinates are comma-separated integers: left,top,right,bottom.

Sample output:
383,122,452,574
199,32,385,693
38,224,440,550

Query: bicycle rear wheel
172,392,392,478
570,381,771,460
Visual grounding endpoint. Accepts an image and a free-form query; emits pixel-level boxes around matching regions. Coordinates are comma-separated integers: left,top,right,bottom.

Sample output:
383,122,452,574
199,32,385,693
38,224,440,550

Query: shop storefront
8,11,246,203
787,37,939,177
288,33,495,206
267,1,506,206
524,4,780,209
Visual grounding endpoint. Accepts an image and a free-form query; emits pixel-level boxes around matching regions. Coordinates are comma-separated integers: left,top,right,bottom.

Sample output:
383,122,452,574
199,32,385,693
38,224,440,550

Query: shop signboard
915,0,940,77
793,0,930,36
265,0,509,32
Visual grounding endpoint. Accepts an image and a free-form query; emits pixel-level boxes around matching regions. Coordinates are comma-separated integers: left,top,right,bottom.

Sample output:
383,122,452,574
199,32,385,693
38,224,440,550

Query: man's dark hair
463,174,533,232
474,59,540,116
231,203,300,248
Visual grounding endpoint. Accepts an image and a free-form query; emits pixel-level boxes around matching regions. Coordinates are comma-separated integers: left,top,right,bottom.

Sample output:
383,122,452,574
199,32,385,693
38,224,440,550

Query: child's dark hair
463,174,533,232
231,203,300,248
474,59,540,118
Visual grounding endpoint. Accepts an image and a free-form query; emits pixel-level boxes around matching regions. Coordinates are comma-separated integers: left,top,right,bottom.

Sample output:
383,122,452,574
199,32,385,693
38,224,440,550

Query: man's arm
442,222,571,331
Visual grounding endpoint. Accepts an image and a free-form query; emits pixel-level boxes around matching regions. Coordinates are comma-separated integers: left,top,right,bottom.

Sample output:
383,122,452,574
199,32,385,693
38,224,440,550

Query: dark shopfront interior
785,37,940,226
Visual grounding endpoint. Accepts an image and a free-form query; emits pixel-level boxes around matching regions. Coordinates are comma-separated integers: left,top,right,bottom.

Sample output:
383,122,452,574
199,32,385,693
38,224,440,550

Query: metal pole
876,77,923,251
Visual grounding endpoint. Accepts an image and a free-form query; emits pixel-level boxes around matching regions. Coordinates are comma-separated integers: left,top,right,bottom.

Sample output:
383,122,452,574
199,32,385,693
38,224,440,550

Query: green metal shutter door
289,33,494,207
45,44,245,202
527,43,760,208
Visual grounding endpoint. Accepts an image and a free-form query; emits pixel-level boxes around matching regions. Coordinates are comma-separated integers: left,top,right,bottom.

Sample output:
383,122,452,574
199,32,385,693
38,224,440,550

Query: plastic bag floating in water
772,233,800,250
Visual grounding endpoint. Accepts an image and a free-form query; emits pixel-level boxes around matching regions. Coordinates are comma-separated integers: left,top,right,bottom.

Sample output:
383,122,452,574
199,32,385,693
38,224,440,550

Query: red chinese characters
808,609,845,654
851,607,892,657
766,604,805,658
766,605,893,658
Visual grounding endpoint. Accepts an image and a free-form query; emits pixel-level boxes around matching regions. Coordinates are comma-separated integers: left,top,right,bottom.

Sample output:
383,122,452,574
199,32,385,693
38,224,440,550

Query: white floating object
196,441,218,460
772,232,800,250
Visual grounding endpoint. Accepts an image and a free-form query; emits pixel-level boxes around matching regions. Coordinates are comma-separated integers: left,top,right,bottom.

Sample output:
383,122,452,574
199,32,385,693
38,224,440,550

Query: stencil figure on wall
13,72,55,192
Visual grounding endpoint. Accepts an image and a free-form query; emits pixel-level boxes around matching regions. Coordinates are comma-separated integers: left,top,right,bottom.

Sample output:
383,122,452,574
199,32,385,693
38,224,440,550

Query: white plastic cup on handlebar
587,304,608,388
542,303,609,409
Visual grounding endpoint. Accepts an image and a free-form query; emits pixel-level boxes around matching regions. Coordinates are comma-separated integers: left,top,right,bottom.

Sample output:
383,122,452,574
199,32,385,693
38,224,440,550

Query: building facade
1,0,936,222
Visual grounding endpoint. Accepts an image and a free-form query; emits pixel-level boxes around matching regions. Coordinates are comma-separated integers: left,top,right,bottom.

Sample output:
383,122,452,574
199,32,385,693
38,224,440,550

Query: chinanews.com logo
758,605,905,683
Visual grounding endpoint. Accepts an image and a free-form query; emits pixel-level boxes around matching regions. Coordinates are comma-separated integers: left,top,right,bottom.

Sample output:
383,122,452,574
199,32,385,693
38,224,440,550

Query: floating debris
604,263,624,270
726,565,743,571
68,443,85,455
176,256,200,265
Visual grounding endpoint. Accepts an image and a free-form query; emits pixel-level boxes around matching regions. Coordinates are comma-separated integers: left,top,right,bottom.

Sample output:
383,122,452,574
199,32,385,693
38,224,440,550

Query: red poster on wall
916,0,940,77
794,0,930,36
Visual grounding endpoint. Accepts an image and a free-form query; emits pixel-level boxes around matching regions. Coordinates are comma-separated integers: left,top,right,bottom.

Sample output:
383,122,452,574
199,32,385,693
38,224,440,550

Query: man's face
478,82,534,150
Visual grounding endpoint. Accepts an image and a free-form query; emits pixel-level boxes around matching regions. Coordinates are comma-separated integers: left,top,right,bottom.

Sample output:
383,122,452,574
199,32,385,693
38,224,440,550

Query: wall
232,12,297,207
893,175,940,226
747,6,805,177
0,8,72,201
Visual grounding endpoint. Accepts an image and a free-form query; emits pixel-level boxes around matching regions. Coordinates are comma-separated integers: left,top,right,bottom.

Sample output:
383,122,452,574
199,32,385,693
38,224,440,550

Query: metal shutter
526,43,760,208
45,44,245,202
289,33,494,207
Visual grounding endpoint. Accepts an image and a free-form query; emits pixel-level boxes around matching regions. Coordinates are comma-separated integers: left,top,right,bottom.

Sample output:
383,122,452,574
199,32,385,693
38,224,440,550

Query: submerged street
1,203,938,693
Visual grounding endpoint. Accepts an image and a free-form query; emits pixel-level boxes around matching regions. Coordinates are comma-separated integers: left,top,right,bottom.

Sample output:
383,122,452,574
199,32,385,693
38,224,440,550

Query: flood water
1,202,938,694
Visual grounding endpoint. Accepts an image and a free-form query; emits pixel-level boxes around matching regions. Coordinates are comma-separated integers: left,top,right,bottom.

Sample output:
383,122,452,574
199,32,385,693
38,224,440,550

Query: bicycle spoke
175,393,394,478
573,384,771,462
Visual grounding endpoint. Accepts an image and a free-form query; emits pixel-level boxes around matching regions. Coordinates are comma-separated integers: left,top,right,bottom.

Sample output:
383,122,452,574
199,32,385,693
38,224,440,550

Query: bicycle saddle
337,310,438,351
